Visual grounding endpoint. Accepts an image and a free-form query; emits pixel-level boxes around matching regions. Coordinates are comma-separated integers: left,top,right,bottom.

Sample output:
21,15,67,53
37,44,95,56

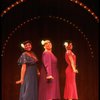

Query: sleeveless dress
39,51,60,100
18,52,38,100
64,50,78,99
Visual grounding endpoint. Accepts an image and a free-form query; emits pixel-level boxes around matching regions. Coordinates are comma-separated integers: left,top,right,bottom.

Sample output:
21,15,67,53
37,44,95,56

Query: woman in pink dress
64,40,78,100
39,40,60,100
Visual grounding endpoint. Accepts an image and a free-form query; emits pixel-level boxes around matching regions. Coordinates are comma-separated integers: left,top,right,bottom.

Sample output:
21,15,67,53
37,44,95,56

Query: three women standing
16,40,78,100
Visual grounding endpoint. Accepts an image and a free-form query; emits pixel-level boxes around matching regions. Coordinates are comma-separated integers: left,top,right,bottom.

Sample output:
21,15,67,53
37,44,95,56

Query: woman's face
67,43,73,50
24,43,32,51
44,42,52,50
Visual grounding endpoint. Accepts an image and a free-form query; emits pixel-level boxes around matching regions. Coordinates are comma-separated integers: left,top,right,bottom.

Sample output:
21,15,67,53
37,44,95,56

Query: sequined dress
18,52,38,100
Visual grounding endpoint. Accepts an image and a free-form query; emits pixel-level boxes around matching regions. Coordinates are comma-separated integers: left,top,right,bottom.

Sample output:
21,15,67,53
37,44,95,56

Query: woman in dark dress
16,40,38,100
39,40,60,100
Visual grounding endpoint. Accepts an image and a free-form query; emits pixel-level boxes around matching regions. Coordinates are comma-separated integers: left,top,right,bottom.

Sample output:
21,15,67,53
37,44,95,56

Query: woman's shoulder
66,50,72,53
43,51,52,56
19,52,27,57
66,50,74,56
43,51,51,54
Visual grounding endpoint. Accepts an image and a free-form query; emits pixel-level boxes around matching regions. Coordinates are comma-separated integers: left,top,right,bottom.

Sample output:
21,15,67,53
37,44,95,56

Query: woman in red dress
64,40,78,100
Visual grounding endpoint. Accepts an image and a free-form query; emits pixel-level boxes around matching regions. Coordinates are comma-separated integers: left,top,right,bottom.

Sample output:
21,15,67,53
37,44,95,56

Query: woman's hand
37,72,40,76
16,79,24,85
37,70,40,76
73,69,78,73
46,75,54,80
46,75,54,83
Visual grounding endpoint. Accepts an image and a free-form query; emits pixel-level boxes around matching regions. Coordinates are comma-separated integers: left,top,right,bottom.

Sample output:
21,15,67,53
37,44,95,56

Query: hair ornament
64,42,68,47
41,40,45,45
21,43,25,48
41,40,51,45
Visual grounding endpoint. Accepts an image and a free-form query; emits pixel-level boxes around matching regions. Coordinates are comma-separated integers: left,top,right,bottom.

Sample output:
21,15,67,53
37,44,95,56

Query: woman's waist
66,66,72,70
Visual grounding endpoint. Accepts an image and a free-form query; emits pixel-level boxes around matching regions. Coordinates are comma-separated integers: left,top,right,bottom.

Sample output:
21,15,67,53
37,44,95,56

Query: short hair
22,40,32,45
65,40,72,44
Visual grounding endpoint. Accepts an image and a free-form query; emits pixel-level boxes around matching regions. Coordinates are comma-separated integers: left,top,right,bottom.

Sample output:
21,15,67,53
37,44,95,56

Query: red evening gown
64,50,78,99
